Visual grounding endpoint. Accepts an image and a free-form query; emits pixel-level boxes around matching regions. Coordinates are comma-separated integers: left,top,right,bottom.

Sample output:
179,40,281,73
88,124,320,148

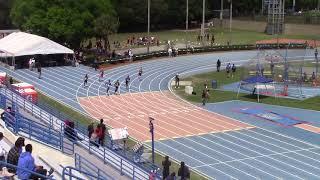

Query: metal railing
2,110,74,155
62,166,109,180
0,88,161,179
75,153,114,180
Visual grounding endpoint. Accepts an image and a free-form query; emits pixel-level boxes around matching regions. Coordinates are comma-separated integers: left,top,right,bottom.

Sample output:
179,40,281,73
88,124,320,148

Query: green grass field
100,28,320,50
174,69,320,111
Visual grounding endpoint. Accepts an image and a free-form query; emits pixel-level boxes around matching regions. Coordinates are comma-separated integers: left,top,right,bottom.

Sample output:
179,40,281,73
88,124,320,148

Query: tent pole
257,82,260,102
13,56,15,69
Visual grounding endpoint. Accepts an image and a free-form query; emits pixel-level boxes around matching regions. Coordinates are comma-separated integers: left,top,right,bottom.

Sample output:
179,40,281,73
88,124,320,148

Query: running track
1,49,320,179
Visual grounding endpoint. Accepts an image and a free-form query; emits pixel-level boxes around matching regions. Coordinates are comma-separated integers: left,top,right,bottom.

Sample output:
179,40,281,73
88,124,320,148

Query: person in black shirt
83,74,88,87
216,59,221,72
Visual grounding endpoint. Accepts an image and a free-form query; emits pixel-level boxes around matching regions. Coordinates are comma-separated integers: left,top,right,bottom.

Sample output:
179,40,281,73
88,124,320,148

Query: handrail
0,88,162,179
62,166,108,180
0,160,53,179
2,111,74,155
74,153,114,180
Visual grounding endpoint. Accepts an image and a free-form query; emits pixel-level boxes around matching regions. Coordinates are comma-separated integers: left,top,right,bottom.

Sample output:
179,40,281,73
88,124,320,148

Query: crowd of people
0,134,54,179
197,33,216,45
126,35,160,47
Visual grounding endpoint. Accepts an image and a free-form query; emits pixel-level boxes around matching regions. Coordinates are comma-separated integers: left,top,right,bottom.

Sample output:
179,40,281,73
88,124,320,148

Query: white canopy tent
0,32,74,68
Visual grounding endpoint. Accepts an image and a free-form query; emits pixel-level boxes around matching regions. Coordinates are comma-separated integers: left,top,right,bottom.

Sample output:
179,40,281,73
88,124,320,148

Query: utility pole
292,0,296,11
201,0,206,42
229,0,232,45
186,0,189,49
220,0,224,27
261,0,264,15
147,0,150,53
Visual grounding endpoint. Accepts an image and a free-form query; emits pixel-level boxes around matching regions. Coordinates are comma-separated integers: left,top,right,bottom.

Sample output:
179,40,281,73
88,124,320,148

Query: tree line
0,0,319,49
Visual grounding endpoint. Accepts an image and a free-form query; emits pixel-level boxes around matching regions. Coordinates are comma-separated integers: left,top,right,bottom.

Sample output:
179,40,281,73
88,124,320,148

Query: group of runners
83,67,143,95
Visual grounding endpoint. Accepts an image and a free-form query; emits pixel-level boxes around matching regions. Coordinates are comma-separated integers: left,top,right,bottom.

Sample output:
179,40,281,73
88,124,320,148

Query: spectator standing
29,58,33,71
37,64,42,79
312,72,316,80
97,119,106,146
175,74,180,88
178,162,190,180
211,35,215,45
162,156,171,179
226,63,231,78
270,61,275,77
128,49,133,62
231,64,236,78
216,59,221,72
7,137,25,173
168,47,172,57
87,123,94,139
315,48,318,59
17,144,53,179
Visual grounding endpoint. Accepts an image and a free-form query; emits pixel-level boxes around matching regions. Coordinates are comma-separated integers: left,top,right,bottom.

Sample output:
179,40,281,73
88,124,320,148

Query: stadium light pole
292,0,296,11
220,0,224,27
147,0,150,54
201,0,206,42
149,117,155,166
185,0,189,49
229,0,232,45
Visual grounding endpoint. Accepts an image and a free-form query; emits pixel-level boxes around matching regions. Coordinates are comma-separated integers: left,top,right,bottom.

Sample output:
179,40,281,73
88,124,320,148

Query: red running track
79,91,254,142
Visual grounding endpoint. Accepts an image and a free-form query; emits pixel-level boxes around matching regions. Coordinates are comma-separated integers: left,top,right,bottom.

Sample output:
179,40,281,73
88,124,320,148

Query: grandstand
0,87,157,179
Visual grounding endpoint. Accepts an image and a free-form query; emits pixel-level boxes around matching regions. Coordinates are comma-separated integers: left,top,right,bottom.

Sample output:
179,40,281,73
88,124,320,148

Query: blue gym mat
237,107,305,126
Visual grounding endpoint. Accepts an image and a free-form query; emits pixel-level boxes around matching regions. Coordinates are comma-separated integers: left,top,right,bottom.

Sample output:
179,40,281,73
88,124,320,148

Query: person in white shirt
128,49,133,62
168,48,172,57
28,58,33,71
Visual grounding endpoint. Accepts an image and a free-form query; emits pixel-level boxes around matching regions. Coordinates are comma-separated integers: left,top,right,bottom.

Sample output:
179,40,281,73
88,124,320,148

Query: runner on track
83,74,88,87
105,79,111,95
125,75,130,90
138,67,143,81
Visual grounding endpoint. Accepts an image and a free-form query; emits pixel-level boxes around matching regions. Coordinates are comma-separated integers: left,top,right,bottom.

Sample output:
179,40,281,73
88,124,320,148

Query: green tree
0,0,13,28
94,14,120,50
10,0,117,48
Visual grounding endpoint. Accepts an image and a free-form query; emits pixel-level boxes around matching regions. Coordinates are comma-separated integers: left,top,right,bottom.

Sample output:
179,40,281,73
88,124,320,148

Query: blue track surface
1,49,320,179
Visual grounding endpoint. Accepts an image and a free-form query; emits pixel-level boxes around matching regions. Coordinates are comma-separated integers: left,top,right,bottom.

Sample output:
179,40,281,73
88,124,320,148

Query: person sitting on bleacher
17,144,53,180
7,137,25,173
0,132,6,169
